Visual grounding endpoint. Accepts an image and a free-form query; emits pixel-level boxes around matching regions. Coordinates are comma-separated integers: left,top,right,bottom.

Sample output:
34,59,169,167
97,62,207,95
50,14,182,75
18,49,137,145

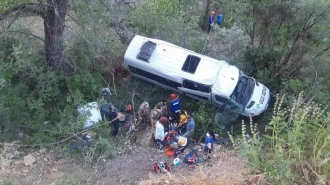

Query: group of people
102,93,216,160
136,93,198,158
208,11,223,34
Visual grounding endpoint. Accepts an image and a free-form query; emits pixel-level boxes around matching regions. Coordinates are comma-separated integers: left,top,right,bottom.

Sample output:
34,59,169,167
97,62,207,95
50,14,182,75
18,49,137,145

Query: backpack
153,162,170,173
126,104,133,111
184,149,199,165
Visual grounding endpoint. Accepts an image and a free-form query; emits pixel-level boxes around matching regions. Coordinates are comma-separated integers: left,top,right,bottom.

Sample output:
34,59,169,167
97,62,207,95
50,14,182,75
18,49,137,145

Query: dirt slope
1,127,249,185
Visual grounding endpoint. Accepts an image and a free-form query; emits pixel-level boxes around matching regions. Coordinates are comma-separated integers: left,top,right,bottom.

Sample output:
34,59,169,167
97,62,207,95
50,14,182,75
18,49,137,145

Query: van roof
125,35,230,85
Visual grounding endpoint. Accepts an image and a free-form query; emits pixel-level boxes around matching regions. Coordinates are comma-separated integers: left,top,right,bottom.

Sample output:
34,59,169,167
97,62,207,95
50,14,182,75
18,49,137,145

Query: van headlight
250,112,261,117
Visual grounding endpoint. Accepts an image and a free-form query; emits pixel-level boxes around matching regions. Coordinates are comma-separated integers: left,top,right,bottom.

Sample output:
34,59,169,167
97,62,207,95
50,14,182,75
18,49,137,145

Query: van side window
136,41,156,62
128,65,181,88
182,55,200,74
183,79,211,93
215,95,228,104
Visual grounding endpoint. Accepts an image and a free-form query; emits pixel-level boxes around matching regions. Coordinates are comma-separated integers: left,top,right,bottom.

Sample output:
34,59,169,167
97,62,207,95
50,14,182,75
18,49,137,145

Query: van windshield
214,99,245,129
229,72,255,107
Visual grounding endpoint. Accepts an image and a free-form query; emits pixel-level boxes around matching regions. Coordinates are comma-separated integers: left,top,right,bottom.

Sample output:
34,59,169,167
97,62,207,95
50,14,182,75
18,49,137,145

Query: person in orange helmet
169,93,181,114
208,11,215,34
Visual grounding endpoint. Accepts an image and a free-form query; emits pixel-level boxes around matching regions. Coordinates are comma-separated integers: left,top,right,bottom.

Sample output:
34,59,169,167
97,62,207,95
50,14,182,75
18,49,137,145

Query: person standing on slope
217,11,223,26
169,93,181,114
208,11,215,34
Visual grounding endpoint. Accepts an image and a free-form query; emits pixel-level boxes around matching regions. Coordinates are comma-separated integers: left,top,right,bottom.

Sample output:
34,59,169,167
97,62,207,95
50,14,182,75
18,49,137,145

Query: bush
80,137,117,168
233,93,330,184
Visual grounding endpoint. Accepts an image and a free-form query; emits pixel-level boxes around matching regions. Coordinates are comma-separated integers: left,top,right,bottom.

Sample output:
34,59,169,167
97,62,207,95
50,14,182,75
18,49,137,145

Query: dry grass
139,150,250,185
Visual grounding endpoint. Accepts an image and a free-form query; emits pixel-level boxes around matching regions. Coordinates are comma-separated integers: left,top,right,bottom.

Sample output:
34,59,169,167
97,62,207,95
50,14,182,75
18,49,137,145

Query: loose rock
1,160,12,167
24,154,36,166
5,153,14,160
39,148,47,153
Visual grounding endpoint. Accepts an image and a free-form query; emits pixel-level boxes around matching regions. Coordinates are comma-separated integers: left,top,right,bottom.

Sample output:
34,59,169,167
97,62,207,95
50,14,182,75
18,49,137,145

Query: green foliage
53,171,83,185
66,72,100,102
233,93,330,184
130,0,205,51
187,101,224,140
0,0,32,13
235,0,330,102
81,137,117,168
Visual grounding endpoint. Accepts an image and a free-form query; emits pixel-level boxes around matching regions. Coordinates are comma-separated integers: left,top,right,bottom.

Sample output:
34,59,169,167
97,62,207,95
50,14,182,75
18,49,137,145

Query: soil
0,127,249,185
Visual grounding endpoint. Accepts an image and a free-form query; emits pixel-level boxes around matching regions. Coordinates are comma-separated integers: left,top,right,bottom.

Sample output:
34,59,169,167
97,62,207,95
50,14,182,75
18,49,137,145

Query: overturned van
124,35,270,117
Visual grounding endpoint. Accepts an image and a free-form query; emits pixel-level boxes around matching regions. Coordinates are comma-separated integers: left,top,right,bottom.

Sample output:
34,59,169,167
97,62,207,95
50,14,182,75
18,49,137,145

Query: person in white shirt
155,117,169,152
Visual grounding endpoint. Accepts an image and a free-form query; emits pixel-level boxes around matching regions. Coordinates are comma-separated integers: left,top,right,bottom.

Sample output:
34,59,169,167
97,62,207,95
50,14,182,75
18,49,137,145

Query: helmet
173,158,181,166
170,94,176,100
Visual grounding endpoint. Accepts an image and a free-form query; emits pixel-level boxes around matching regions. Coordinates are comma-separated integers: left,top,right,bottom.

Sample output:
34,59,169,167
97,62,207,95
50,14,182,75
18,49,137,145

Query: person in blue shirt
208,11,215,34
169,93,181,113
183,115,195,138
217,11,223,26
204,131,215,160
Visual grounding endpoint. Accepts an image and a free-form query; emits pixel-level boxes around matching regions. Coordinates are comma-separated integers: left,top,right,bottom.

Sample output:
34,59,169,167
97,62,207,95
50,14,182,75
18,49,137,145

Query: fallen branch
305,161,328,185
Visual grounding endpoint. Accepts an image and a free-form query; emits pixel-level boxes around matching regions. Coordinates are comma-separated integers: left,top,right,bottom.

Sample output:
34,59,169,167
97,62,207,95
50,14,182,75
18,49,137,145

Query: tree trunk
44,0,68,71
203,0,211,31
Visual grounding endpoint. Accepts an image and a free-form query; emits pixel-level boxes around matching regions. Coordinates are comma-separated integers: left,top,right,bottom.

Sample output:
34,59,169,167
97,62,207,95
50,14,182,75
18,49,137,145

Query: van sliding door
178,87,211,100
178,79,212,101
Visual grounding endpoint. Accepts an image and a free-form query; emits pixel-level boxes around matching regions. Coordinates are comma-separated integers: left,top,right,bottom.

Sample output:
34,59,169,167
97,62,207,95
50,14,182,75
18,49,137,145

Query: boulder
24,154,36,166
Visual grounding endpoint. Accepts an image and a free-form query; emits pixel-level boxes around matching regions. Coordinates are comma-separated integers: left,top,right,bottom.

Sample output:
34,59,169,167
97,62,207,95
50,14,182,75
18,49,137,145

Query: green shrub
233,93,330,184
81,137,117,168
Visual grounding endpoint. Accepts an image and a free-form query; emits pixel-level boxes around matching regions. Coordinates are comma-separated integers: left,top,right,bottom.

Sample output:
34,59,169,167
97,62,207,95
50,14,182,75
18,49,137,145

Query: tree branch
7,30,44,41
0,3,45,22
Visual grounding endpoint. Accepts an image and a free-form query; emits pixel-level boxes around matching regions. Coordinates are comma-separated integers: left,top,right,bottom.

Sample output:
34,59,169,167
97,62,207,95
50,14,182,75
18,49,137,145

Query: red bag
153,162,170,173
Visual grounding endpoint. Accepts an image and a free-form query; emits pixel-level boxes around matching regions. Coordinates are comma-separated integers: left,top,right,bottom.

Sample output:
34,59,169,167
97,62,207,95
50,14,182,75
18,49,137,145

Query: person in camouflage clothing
138,102,151,125
150,108,162,130
154,99,167,116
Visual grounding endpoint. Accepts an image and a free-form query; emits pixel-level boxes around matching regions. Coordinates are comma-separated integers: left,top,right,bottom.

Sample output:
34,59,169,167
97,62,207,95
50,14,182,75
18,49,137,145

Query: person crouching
173,135,190,158
155,117,169,152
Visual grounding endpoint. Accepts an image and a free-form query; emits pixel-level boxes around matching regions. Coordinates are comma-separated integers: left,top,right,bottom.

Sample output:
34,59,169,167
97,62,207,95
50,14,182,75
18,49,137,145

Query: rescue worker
108,105,120,137
150,107,163,130
172,135,190,158
183,115,195,138
203,131,215,160
217,11,223,26
208,11,215,34
155,117,169,152
177,110,188,135
154,99,168,116
169,93,181,114
167,112,177,129
137,101,151,125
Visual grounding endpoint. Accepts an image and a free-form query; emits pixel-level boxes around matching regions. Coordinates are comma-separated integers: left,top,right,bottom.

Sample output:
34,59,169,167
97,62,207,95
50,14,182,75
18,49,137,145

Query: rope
197,119,211,144
200,24,214,55
0,118,119,147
